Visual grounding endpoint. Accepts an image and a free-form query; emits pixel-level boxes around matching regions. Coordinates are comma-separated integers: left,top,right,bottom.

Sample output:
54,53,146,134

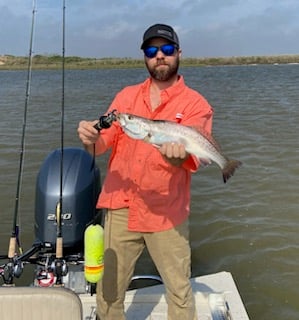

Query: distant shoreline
0,54,299,70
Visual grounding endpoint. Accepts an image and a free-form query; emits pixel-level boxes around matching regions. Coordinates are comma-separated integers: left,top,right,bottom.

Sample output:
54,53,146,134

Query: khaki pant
96,208,197,320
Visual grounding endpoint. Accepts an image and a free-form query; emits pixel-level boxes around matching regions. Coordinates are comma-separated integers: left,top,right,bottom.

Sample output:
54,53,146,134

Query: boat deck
80,271,249,320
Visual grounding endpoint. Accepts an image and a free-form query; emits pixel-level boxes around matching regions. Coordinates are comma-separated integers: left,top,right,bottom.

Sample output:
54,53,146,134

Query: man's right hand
77,120,99,147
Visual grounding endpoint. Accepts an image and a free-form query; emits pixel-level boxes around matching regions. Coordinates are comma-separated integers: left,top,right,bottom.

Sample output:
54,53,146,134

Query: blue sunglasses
143,44,178,58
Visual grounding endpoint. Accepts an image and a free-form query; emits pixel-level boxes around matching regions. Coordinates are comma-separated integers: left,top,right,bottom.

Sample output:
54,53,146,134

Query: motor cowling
34,148,101,251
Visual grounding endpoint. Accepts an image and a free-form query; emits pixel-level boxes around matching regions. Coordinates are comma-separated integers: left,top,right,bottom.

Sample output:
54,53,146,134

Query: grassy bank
1,54,299,70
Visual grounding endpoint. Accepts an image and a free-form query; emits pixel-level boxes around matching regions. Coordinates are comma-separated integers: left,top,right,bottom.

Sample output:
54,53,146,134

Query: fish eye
128,115,133,120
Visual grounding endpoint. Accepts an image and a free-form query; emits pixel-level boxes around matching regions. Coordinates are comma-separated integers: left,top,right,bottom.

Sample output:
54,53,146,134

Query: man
78,23,213,320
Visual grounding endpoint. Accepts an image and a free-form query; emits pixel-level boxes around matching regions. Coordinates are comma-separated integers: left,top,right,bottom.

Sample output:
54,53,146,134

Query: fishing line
8,0,37,261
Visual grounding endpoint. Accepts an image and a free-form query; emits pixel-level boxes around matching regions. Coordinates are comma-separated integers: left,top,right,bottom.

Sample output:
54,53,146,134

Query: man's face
143,38,181,81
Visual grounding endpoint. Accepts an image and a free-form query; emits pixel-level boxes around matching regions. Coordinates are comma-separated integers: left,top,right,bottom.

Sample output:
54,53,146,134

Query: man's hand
77,120,100,154
159,142,189,166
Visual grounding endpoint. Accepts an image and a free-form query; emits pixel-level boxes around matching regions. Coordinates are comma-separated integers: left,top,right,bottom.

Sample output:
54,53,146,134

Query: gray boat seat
0,286,82,320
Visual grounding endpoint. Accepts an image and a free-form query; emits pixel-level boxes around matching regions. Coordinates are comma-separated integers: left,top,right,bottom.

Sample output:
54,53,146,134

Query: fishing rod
3,0,37,285
53,0,68,285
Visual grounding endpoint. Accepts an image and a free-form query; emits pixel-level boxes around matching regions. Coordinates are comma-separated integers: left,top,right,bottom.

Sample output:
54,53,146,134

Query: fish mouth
116,113,126,126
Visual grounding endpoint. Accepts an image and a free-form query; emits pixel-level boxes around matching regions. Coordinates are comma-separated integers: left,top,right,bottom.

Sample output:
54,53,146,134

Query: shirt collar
141,75,185,100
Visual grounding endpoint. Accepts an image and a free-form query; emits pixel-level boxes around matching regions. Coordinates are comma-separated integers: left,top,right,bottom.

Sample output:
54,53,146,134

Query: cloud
1,0,299,57
181,0,299,57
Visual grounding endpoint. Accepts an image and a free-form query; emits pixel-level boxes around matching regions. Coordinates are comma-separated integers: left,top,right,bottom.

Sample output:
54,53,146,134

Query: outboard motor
34,147,100,252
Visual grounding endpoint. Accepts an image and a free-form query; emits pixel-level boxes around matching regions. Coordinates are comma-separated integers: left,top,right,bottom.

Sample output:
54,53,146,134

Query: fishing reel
1,258,23,285
32,254,67,287
94,109,117,131
51,258,68,283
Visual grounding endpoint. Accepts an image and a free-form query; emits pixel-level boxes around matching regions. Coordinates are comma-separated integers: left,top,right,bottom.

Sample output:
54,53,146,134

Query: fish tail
222,159,242,183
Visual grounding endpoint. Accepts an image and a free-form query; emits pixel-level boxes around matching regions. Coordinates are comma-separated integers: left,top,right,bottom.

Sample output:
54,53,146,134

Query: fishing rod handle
56,237,63,259
8,237,16,259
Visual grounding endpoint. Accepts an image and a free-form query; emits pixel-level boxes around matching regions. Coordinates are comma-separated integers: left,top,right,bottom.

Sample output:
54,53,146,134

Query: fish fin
222,159,242,183
152,144,161,148
199,158,212,167
143,132,155,143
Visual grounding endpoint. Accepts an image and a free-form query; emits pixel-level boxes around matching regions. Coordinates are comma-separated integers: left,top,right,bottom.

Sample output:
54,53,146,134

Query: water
0,65,298,319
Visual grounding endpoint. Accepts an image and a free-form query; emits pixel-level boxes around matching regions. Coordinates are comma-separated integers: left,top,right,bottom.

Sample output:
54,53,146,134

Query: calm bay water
0,65,298,319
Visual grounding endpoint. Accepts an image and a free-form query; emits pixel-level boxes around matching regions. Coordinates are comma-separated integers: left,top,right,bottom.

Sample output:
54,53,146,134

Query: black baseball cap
141,24,180,49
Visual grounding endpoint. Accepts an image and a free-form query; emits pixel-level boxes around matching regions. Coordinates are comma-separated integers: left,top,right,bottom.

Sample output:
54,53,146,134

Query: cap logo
157,29,172,38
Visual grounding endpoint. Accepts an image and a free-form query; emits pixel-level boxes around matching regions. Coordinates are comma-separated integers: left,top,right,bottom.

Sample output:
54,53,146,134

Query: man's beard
146,57,180,81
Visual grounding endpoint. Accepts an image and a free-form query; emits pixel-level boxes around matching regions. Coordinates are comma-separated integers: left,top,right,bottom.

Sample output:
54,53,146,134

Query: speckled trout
117,113,241,183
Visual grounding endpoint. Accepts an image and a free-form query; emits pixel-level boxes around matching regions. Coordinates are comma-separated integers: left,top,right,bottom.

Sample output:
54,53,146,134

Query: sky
1,0,299,59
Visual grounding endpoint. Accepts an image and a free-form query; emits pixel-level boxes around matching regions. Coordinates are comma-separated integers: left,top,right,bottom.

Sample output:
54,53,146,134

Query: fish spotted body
117,113,241,183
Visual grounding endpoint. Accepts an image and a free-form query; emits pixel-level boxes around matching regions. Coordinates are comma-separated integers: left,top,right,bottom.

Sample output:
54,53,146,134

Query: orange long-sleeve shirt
95,76,213,232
